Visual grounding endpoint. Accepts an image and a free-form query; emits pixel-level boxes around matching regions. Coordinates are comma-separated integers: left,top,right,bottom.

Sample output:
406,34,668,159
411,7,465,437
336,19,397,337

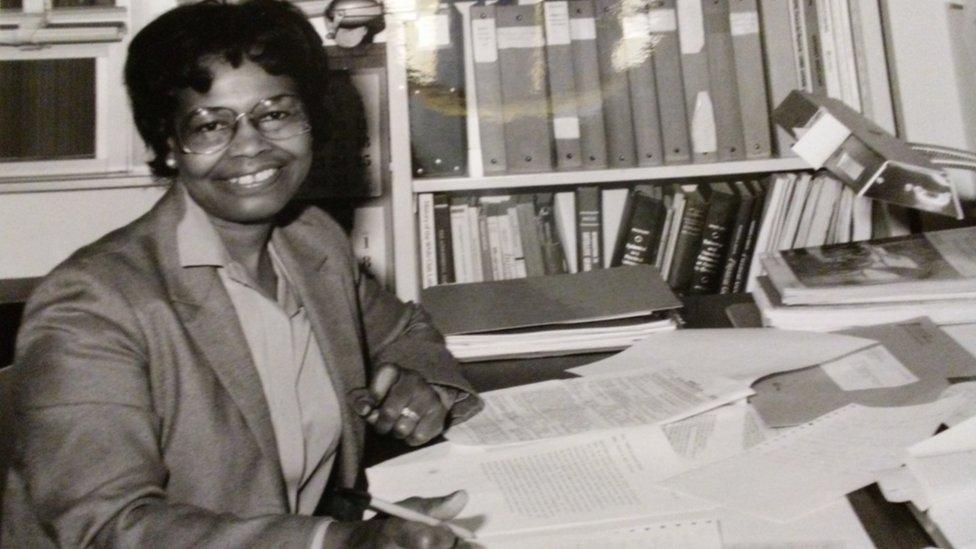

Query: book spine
433,193,456,284
677,0,718,163
732,179,768,292
651,0,692,164
576,185,603,271
449,196,471,283
667,187,709,292
544,0,585,170
516,197,547,277
477,203,495,281
595,0,638,167
470,5,508,174
535,192,569,274
719,181,756,293
465,196,485,282
569,0,609,169
418,193,438,288
688,183,739,294
625,0,664,166
729,0,772,159
703,0,746,161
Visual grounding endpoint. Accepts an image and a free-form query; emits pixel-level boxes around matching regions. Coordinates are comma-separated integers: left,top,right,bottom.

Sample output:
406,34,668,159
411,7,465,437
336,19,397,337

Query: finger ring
399,408,421,421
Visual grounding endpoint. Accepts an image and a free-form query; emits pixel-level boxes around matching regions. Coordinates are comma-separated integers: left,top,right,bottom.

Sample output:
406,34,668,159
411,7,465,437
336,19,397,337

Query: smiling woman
1,1,482,547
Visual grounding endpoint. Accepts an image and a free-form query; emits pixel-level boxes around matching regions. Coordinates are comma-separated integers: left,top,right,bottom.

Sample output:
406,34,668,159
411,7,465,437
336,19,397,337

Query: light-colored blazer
0,187,480,547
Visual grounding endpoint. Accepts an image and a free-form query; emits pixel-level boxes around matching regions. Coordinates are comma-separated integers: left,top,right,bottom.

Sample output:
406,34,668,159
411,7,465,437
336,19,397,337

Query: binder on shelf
624,0,665,167
650,0,692,164
703,0,746,161
758,0,800,155
469,4,507,174
576,185,604,271
729,0,772,159
496,3,554,173
676,0,717,163
595,0,637,167
569,0,609,169
403,3,467,177
543,0,584,170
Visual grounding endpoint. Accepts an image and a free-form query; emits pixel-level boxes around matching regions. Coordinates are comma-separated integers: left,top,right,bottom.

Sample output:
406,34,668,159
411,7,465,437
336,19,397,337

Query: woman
1,1,481,546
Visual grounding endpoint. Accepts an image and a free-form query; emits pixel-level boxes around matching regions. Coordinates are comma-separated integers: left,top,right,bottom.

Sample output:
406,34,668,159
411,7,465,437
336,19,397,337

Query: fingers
398,491,469,521
369,363,401,402
348,365,451,445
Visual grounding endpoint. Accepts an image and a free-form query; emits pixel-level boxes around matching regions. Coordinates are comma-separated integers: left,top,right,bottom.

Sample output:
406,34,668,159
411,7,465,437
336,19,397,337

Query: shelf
411,156,812,193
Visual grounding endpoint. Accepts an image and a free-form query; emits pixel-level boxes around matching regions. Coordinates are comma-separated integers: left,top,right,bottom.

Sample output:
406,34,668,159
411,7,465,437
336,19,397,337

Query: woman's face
169,59,313,225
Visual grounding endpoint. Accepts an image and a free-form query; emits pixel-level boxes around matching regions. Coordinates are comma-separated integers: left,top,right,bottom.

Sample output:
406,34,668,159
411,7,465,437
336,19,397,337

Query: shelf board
411,156,811,193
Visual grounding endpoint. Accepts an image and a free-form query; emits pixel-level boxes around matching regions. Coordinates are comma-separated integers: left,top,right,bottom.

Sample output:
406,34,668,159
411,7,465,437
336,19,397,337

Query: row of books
418,172,909,294
402,0,893,178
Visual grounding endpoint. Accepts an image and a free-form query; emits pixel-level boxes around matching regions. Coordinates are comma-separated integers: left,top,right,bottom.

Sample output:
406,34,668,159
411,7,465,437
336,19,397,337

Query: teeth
229,168,277,187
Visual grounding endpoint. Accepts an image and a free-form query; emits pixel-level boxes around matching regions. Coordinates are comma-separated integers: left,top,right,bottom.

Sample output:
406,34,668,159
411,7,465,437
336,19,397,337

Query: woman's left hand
347,364,453,446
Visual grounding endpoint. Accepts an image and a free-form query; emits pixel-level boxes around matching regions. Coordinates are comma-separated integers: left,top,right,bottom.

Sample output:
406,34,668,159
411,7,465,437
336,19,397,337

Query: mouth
226,167,280,189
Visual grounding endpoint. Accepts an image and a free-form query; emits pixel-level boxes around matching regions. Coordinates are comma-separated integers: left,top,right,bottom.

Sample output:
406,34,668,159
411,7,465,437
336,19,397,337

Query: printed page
661,398,963,522
663,401,775,466
444,368,750,445
567,328,874,383
368,425,716,538
485,516,723,549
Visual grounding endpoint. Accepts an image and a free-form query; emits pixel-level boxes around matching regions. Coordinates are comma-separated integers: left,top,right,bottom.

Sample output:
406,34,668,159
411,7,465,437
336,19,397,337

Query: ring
399,408,421,422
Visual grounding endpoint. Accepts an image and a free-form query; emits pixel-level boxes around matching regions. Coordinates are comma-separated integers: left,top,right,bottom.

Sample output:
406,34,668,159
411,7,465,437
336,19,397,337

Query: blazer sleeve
352,262,483,424
9,264,324,548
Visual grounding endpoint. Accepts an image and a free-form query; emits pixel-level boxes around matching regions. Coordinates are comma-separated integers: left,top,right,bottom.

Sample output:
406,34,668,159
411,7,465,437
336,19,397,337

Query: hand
325,491,470,548
348,364,451,446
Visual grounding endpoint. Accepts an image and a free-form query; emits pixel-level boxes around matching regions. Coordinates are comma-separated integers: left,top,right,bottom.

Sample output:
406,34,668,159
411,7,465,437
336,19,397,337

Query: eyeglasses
175,94,312,155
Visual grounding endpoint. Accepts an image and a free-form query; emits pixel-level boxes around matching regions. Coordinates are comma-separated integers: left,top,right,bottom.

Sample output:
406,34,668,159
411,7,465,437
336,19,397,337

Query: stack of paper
421,265,681,361
754,226,976,331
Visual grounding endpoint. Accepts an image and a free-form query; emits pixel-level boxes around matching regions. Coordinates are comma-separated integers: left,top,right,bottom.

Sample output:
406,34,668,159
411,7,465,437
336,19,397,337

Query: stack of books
752,226,976,331
421,265,681,361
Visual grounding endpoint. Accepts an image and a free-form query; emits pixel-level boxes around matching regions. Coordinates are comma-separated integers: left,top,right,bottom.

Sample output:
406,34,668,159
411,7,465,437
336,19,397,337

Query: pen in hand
336,488,476,540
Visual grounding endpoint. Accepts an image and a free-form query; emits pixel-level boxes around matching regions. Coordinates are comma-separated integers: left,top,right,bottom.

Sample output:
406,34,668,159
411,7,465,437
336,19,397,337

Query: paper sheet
368,425,716,538
663,401,774,466
566,328,874,383
661,399,963,523
445,369,750,445
485,516,723,549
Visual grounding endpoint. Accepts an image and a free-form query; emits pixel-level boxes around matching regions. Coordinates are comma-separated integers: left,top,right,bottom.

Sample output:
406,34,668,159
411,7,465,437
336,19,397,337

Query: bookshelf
382,0,892,303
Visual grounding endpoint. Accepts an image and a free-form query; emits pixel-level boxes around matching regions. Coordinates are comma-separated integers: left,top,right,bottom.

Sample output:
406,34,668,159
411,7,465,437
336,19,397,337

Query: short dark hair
125,0,333,178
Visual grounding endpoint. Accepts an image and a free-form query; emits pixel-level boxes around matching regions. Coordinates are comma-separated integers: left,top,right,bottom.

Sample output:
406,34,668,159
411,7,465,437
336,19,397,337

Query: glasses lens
251,95,310,140
178,107,237,154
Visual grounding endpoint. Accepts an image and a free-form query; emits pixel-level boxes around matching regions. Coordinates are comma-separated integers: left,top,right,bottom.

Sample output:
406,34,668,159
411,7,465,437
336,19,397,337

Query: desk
452,293,937,548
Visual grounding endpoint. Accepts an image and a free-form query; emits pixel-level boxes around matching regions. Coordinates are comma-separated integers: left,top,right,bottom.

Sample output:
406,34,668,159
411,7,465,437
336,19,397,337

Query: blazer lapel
153,189,288,506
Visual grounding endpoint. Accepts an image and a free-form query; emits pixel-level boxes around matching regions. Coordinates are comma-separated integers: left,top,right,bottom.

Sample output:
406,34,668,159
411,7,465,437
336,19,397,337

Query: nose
226,113,272,157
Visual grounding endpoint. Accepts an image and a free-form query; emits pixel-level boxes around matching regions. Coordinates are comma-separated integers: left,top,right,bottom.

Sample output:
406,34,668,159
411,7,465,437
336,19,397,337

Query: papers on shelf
444,367,751,446
445,315,677,362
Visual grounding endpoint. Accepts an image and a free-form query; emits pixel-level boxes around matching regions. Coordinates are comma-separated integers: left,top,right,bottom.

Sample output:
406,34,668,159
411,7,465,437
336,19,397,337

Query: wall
0,186,166,279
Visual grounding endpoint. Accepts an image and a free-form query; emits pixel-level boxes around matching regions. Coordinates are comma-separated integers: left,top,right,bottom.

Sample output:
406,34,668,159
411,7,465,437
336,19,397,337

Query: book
496,3,553,173
650,0,692,164
569,0,610,169
469,4,507,174
595,0,637,167
418,193,438,288
677,0,717,163
601,187,630,268
611,185,666,267
847,0,895,132
667,184,710,292
688,182,740,294
729,0,772,159
624,0,665,166
660,186,687,275
801,0,827,94
732,178,768,292
760,226,976,305
535,192,569,275
403,3,467,177
420,264,681,335
449,195,473,283
432,193,456,284
576,185,603,271
719,180,757,293
515,196,547,277
703,0,746,161
543,0,584,170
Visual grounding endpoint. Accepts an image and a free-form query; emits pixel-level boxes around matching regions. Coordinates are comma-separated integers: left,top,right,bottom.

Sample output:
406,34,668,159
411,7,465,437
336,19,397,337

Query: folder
543,1,584,170
676,0,717,163
758,0,800,156
421,264,682,335
650,0,692,164
469,4,507,174
624,0,665,166
595,0,637,167
730,0,772,159
496,3,554,173
403,3,467,177
703,0,746,161
569,0,609,169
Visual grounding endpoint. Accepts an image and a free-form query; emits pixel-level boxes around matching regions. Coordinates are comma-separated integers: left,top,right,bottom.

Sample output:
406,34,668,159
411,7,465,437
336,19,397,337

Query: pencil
336,488,476,540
